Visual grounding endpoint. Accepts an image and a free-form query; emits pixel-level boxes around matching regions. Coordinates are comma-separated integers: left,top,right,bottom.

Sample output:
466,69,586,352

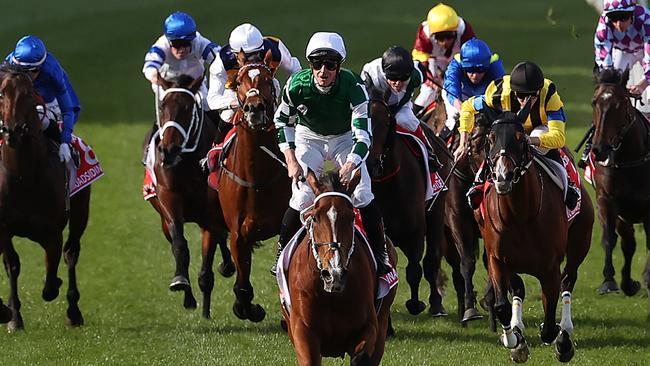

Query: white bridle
156,87,204,153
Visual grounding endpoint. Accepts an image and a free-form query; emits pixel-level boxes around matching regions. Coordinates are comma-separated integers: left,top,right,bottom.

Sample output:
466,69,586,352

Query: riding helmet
510,61,544,93
164,11,197,41
11,35,47,69
382,46,414,81
460,38,492,71
305,32,346,62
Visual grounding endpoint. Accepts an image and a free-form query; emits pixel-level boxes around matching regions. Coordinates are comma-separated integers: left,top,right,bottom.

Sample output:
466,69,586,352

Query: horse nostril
320,269,332,282
505,171,514,181
243,104,251,113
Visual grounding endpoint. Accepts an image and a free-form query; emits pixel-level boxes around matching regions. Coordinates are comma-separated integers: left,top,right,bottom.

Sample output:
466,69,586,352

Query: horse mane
595,68,624,85
168,74,195,89
319,170,346,194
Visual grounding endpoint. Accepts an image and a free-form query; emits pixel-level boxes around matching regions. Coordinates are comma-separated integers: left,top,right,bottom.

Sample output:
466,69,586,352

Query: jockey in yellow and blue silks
454,61,579,210
440,38,505,138
5,35,80,164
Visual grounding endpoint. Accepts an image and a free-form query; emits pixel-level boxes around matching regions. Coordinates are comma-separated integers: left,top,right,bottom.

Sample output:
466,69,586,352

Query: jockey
584,0,650,166
5,35,79,164
440,38,505,140
411,2,476,116
454,61,580,210
142,11,218,107
361,46,441,173
271,32,390,277
206,23,301,143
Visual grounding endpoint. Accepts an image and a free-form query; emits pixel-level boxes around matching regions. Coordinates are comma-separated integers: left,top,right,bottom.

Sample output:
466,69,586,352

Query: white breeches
395,101,420,131
612,48,650,113
290,125,374,211
414,83,438,108
442,92,460,130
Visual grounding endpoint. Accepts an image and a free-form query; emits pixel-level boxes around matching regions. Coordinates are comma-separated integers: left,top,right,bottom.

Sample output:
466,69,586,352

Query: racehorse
0,67,92,330
476,108,593,362
145,73,235,318
365,78,464,319
217,50,291,322
282,169,397,366
591,67,650,317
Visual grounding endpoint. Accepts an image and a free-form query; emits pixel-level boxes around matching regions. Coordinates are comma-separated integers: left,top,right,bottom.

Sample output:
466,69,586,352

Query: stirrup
467,184,484,210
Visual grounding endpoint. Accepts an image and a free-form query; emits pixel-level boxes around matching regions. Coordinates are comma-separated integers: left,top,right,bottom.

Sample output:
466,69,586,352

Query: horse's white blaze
327,205,338,243
495,156,509,181
330,250,340,268
559,291,573,335
248,68,261,81
510,296,525,332
601,92,613,101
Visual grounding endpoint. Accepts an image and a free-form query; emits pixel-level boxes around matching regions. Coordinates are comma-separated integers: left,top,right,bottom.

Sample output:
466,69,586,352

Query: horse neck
1,133,48,177
232,123,278,177
488,164,542,227
614,109,649,160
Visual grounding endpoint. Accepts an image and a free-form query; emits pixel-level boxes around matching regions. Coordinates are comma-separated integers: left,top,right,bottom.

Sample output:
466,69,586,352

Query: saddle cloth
206,128,237,190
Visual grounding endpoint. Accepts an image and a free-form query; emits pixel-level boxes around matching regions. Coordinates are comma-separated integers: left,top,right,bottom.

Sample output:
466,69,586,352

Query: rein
302,192,356,272
157,87,204,154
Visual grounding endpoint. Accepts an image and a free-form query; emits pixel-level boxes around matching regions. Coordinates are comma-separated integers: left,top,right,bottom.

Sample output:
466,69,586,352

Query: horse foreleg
291,322,322,366
617,218,641,296
539,270,561,345
598,200,619,294
166,215,197,310
40,232,63,303
216,230,235,278
404,249,425,315
198,228,217,319
643,218,650,321
64,187,90,327
2,239,23,332
230,232,265,322
424,211,447,318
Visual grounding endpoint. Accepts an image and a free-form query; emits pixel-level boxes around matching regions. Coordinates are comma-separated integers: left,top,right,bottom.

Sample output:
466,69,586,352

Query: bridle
302,192,356,273
484,120,533,186
235,63,276,130
0,74,36,143
157,87,204,154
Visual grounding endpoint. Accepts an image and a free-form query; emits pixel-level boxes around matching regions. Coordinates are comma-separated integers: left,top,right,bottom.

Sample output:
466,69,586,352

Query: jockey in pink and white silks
206,23,301,143
142,11,219,108
5,35,80,164
586,0,650,165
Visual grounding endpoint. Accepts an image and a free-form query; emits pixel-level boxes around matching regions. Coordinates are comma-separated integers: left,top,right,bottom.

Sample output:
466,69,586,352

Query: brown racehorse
591,68,650,317
365,79,464,320
0,67,91,330
217,51,290,322
476,109,593,362
145,74,235,318
282,169,397,366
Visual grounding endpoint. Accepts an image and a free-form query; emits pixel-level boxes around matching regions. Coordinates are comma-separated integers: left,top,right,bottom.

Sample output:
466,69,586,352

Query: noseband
485,121,533,185
157,87,203,153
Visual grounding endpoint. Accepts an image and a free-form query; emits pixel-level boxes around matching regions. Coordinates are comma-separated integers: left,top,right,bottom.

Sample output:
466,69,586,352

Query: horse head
591,67,634,163
156,73,203,168
235,50,276,131
365,75,395,178
303,169,361,293
485,102,533,194
0,66,41,148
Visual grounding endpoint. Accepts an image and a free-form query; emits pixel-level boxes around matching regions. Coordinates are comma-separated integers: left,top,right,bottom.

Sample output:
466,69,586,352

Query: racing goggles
310,59,339,71
607,11,633,22
434,31,457,41
513,90,540,99
463,66,487,74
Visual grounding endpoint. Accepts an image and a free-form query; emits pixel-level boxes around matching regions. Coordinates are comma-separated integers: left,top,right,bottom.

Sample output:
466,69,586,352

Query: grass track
0,0,649,365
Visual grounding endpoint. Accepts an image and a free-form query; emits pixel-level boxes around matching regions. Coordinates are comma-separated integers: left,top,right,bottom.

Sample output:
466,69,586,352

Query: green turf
0,0,649,365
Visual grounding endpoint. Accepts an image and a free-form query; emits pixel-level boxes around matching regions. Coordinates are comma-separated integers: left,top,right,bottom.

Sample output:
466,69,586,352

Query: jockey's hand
628,84,645,96
339,161,356,184
150,73,160,86
283,150,304,185
454,132,469,162
59,143,72,163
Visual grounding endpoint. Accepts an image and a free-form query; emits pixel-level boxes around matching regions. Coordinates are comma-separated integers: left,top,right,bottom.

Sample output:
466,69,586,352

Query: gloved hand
59,143,72,163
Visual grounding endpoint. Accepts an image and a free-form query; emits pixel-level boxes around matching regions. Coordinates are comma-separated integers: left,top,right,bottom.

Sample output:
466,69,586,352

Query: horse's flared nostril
505,171,514,181
320,269,332,282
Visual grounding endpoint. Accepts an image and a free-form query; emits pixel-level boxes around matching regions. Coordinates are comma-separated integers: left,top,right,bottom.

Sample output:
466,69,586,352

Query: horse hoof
247,304,266,323
233,303,247,320
280,319,288,333
461,307,483,323
169,276,190,292
183,296,197,310
597,280,619,295
42,277,63,302
429,304,448,318
405,299,426,315
65,308,84,327
7,318,23,333
621,279,641,296
554,330,575,363
510,335,530,363
217,261,236,278
540,322,561,345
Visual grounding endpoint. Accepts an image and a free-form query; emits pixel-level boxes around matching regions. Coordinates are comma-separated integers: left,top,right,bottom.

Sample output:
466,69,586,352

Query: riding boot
577,138,592,169
412,125,442,173
270,207,301,276
213,116,234,145
565,179,580,210
413,104,424,117
359,201,391,277
466,168,487,210
437,126,452,141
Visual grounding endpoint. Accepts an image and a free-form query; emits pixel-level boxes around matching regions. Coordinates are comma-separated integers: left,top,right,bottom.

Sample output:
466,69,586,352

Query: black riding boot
270,207,301,276
577,139,592,169
413,104,425,119
206,110,234,145
359,201,391,277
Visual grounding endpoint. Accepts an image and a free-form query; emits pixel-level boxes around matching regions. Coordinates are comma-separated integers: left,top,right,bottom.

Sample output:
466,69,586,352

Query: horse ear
188,75,204,94
305,168,324,196
236,50,247,67
346,169,361,196
515,97,532,123
621,68,630,87
263,49,273,67
157,71,172,90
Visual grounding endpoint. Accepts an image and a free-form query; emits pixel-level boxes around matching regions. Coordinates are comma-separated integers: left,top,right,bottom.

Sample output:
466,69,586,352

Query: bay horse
217,50,290,322
145,73,235,318
0,67,92,330
476,108,593,362
591,68,650,317
282,169,397,366
365,79,464,319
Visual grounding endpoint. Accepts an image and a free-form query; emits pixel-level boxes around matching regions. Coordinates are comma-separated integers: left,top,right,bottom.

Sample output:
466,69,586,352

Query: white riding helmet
305,32,346,61
229,23,264,53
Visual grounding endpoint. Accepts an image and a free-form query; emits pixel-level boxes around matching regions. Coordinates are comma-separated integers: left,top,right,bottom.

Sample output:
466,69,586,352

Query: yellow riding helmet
426,3,460,34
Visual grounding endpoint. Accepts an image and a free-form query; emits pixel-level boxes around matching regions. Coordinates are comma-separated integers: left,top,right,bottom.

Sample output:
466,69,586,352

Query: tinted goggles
513,90,539,99
464,67,487,74
385,72,410,82
170,40,192,49
434,31,457,41
607,11,633,22
310,59,339,71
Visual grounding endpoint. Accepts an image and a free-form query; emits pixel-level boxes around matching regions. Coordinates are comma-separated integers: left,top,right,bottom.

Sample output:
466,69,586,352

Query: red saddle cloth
207,128,237,190
394,125,446,198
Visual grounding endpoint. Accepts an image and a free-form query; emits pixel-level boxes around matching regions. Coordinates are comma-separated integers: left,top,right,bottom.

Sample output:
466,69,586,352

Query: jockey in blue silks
440,37,504,139
5,35,80,163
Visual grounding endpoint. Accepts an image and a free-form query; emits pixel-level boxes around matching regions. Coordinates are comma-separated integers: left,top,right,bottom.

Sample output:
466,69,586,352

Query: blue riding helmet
11,35,47,69
460,38,492,71
164,11,197,41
